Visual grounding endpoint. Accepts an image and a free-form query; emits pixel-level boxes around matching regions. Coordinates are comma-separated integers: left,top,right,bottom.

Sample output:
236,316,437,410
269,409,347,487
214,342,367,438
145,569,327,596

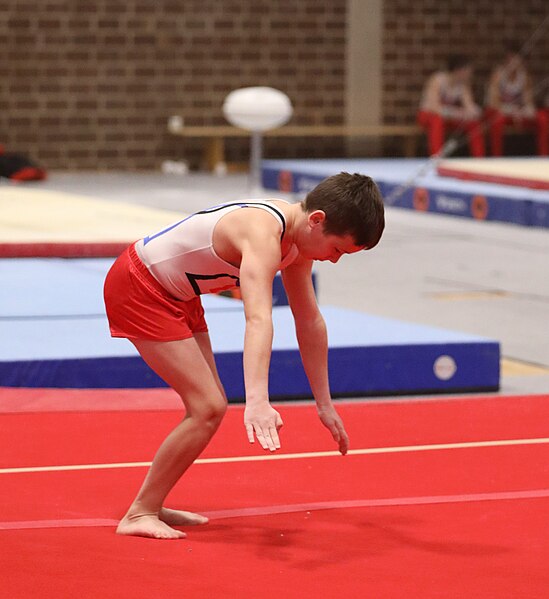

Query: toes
183,512,208,525
154,530,182,540
117,514,187,540
159,508,209,526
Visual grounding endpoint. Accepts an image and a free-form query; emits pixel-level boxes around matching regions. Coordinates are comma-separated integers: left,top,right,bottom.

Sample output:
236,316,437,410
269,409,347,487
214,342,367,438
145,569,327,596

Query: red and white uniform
496,67,534,117
418,72,485,157
420,72,466,118
487,66,547,156
135,200,299,301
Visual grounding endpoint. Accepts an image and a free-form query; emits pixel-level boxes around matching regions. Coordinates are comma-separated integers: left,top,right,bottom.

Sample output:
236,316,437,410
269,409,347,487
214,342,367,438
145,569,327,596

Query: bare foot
159,507,209,527
116,513,186,540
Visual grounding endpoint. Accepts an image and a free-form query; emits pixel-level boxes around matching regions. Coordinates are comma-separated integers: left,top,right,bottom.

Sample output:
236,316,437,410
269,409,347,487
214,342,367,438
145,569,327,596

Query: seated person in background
486,44,548,156
418,55,485,157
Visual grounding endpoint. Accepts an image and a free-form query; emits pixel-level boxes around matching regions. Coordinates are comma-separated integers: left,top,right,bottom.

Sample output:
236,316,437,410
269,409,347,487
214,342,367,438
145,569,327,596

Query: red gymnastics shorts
104,243,208,341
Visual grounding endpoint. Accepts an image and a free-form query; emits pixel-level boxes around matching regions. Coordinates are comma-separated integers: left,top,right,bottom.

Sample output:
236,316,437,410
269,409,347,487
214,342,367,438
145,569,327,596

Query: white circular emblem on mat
433,355,457,380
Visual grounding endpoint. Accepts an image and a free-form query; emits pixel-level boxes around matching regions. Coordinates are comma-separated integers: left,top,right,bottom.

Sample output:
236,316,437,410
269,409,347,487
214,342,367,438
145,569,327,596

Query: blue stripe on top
143,202,286,245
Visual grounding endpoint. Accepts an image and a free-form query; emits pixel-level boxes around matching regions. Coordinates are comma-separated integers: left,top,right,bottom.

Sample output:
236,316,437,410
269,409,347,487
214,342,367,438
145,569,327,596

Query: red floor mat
1,395,549,598
3,394,549,466
2,500,549,599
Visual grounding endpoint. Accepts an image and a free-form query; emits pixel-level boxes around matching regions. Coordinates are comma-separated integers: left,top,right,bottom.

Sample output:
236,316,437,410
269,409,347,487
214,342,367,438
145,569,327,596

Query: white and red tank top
420,72,465,111
498,67,526,108
135,200,299,301
439,73,465,108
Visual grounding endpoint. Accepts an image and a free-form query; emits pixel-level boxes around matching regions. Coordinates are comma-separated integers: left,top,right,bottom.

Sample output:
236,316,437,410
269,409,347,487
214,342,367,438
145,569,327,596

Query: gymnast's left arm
281,258,349,455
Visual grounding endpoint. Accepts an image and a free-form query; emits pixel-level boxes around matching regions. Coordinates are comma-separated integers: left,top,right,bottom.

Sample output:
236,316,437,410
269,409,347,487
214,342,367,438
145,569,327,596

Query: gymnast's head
503,41,524,73
446,54,473,83
298,172,385,262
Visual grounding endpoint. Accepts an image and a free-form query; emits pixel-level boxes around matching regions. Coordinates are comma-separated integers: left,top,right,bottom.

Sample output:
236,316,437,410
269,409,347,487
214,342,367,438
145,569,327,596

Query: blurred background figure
417,55,485,157
486,43,548,156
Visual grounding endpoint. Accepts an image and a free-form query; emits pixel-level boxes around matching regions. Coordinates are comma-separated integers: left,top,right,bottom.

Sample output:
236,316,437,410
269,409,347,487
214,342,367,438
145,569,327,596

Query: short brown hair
447,54,471,73
302,172,385,248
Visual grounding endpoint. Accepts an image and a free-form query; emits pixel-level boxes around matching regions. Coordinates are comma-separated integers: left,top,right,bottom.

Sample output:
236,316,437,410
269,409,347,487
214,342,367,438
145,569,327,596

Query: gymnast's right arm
238,222,285,452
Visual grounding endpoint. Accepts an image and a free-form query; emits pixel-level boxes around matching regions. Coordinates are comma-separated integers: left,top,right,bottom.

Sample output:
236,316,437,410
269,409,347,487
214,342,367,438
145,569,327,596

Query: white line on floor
2,436,549,475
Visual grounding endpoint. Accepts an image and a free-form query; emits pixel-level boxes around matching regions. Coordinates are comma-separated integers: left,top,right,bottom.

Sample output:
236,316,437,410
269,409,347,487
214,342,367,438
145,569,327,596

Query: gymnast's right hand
244,402,284,452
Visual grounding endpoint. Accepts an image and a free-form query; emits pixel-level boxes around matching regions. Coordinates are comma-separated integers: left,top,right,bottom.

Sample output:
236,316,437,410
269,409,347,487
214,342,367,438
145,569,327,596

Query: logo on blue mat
433,355,457,381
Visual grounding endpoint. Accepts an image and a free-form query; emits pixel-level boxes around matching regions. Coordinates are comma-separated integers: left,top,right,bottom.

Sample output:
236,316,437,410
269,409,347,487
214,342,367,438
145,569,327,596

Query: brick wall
382,0,549,129
0,0,346,170
3,1,545,169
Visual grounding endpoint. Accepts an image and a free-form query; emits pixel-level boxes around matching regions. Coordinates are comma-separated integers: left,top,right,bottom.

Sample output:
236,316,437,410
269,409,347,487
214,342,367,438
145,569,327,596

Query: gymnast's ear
307,210,326,228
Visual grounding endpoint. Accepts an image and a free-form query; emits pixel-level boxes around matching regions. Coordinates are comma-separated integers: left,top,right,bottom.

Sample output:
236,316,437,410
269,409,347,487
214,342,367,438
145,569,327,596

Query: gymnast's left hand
317,404,349,455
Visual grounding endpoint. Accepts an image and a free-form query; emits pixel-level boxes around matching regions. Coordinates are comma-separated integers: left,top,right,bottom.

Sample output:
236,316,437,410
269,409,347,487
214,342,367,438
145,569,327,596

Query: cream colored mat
0,188,183,243
438,159,549,187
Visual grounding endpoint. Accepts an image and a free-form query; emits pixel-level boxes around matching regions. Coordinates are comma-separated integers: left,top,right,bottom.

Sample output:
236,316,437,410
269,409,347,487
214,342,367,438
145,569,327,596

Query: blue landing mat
0,257,297,317
262,158,549,228
1,258,500,398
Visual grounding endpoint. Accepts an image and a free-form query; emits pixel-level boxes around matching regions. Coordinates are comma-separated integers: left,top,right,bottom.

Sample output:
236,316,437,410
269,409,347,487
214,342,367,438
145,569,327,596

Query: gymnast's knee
189,393,228,429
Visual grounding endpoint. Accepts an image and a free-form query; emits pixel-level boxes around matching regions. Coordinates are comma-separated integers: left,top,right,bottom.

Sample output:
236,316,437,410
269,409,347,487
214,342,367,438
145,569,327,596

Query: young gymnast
418,55,485,157
103,172,385,539
486,43,548,156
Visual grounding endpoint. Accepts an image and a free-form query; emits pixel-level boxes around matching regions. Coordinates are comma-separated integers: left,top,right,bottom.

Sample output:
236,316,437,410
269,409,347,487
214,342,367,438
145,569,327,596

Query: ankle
125,502,161,520
126,511,159,521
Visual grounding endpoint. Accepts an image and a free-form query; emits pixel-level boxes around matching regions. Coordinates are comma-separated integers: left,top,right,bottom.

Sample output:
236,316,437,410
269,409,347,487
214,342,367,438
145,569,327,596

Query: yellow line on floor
427,290,508,301
2,437,549,475
501,357,549,376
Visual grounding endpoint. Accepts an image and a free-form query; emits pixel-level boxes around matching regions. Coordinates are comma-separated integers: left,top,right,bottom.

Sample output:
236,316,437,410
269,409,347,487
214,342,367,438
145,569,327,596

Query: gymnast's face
453,65,472,84
505,53,523,73
300,210,365,262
